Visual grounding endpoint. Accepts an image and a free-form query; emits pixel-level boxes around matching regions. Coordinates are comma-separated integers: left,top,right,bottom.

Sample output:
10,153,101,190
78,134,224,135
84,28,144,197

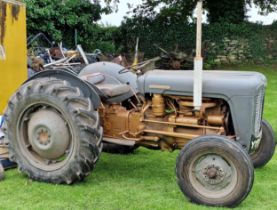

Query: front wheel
251,119,276,168
176,135,254,207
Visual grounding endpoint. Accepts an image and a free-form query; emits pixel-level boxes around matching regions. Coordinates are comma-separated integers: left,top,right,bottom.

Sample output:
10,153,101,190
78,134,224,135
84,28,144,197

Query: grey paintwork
80,62,267,151
80,62,137,103
80,62,138,91
138,70,267,151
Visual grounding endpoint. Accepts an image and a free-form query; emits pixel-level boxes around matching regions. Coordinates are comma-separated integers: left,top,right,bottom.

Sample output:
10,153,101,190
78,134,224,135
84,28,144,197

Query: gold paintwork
207,115,224,126
152,94,165,117
0,0,27,113
149,85,171,90
101,95,232,151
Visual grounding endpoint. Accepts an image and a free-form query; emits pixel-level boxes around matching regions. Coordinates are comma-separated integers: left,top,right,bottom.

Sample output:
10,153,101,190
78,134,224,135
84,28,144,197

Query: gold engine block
100,94,232,151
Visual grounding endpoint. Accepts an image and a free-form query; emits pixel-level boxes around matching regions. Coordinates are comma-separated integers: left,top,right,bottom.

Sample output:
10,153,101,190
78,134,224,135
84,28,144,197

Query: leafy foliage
206,0,246,23
249,0,277,13
25,0,119,52
119,19,277,65
117,0,277,65
129,0,277,24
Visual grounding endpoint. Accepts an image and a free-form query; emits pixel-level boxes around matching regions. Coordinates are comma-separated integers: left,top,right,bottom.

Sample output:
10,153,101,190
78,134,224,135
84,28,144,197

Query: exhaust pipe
193,0,203,111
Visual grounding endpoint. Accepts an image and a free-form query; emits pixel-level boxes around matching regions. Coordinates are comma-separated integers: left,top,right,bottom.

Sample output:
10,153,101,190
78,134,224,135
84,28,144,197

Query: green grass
1,64,277,210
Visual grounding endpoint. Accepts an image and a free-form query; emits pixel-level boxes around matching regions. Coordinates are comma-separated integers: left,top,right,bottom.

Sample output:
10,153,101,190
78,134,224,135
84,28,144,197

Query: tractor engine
100,94,233,151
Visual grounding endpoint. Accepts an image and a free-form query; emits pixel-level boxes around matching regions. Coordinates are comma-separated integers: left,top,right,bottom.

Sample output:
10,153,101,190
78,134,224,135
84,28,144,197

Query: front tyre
251,119,276,168
176,136,254,207
3,78,103,184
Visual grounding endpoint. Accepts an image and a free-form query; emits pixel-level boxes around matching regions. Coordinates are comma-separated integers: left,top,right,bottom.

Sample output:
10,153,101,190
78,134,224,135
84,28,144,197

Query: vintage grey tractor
3,61,275,207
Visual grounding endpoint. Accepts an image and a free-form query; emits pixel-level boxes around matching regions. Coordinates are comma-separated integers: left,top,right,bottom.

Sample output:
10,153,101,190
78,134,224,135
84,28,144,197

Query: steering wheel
119,56,162,74
119,67,136,74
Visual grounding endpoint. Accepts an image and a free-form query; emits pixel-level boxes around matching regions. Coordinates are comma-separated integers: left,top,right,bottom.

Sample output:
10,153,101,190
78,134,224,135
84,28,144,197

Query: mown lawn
0,64,276,210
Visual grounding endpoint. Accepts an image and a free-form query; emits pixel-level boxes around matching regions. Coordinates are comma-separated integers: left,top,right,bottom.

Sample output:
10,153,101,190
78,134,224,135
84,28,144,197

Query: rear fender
25,70,101,108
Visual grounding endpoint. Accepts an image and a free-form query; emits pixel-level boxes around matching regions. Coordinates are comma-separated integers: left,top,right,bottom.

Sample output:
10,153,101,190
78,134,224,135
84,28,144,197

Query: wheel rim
17,103,74,171
188,153,238,199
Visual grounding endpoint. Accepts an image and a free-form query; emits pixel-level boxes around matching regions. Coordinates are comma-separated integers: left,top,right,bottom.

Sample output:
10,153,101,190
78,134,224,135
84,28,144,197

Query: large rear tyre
103,142,138,154
176,135,254,207
3,78,103,184
251,119,276,168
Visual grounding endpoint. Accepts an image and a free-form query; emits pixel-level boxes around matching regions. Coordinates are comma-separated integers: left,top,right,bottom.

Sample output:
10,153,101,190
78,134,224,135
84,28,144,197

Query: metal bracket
0,45,6,60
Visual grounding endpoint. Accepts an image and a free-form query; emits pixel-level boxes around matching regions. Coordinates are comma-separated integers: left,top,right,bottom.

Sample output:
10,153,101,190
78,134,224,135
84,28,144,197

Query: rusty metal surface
0,1,7,44
0,1,22,44
11,3,20,20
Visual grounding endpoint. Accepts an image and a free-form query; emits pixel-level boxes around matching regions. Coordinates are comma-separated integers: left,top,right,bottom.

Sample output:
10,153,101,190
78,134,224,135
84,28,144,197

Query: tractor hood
138,70,267,99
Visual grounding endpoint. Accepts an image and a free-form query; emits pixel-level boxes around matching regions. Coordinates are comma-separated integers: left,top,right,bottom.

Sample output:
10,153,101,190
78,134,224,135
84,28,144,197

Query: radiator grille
254,86,265,136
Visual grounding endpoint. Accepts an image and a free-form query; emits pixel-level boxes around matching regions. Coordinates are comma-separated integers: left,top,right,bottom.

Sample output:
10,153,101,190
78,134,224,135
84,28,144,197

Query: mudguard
26,70,102,108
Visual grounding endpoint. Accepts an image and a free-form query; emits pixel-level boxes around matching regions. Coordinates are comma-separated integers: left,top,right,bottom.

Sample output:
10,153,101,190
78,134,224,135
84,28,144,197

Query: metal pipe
144,130,199,140
132,37,140,67
196,1,203,59
43,57,68,68
77,45,89,65
59,42,66,58
142,119,221,130
179,101,216,108
193,0,204,111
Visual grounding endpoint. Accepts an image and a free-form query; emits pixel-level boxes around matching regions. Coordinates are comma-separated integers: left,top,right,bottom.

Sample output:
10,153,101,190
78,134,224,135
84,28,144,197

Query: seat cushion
79,73,105,85
97,84,130,97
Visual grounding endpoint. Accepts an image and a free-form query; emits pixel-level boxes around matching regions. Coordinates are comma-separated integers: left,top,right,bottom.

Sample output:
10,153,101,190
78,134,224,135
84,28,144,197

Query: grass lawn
0,64,276,210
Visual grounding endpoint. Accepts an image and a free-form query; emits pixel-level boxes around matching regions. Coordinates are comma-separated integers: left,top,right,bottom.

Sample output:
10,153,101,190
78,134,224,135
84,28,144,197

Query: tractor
1,0,276,208
2,61,275,207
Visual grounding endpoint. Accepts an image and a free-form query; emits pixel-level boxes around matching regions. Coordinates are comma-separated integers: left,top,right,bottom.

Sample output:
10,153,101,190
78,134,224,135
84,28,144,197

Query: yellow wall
0,0,27,114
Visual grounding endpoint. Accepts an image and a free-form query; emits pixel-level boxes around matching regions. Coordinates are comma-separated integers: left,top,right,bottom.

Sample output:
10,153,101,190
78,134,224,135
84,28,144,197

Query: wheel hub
36,128,51,146
206,166,219,179
28,109,70,160
194,155,234,191
203,165,225,185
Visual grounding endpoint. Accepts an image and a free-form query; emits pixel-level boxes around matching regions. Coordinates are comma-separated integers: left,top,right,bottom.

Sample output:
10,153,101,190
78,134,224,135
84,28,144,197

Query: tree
25,0,119,51
129,0,277,24
206,0,246,24
26,0,101,40
250,0,277,13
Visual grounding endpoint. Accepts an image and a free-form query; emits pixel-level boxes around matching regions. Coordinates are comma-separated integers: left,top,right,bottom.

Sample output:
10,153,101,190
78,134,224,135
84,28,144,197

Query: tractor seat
96,84,130,97
79,73,105,85
79,72,131,98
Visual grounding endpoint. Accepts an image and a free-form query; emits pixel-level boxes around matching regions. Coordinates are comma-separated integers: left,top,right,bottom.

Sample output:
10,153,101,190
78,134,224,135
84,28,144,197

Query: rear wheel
3,77,103,184
251,119,276,168
103,142,138,154
176,135,254,207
